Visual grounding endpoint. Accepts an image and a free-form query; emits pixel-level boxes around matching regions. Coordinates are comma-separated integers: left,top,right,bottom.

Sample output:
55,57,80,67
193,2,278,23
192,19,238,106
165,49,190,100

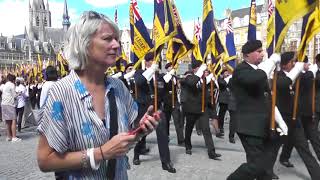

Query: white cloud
84,0,128,8
0,0,79,36
49,1,80,27
139,0,153,3
181,20,195,40
0,0,29,36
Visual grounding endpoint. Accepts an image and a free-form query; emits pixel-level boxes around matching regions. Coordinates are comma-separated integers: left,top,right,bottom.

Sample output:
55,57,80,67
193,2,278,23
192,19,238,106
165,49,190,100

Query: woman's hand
139,105,160,134
100,133,136,160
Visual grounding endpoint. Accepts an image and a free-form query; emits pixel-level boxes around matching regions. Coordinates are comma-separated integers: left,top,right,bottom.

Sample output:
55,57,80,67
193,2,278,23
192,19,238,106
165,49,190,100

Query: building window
12,42,16,49
289,40,297,51
36,16,40,26
44,18,47,26
0,41,5,49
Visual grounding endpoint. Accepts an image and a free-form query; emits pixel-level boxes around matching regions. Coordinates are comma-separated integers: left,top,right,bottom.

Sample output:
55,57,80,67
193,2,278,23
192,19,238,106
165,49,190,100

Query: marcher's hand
275,106,288,136
304,63,310,71
139,105,160,134
101,133,136,160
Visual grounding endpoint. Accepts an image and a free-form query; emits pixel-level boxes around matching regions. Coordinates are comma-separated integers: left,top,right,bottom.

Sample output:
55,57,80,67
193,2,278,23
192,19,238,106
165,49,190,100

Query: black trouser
30,97,36,109
163,104,184,143
134,103,171,163
272,121,320,180
280,115,320,162
184,112,215,152
16,107,24,132
229,110,236,139
134,103,148,158
218,103,228,131
227,133,274,180
301,115,320,160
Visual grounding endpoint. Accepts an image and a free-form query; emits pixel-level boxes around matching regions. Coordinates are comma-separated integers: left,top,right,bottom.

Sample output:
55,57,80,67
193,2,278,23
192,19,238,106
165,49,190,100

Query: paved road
0,112,314,180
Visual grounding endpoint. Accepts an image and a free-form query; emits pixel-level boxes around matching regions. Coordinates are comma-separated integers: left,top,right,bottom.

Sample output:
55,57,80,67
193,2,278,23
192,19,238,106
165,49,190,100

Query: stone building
0,0,70,68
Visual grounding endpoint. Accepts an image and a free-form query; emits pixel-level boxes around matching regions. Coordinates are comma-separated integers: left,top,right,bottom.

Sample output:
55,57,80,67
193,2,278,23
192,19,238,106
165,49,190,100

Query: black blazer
134,69,165,108
232,61,271,138
163,76,178,111
217,77,230,104
120,76,136,98
276,70,294,117
316,71,320,113
298,71,314,117
181,73,212,114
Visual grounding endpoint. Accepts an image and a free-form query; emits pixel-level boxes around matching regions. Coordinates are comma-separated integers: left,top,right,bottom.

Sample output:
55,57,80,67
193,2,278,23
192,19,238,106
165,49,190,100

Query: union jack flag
132,0,141,22
195,17,201,41
225,17,233,34
114,7,118,24
268,0,274,18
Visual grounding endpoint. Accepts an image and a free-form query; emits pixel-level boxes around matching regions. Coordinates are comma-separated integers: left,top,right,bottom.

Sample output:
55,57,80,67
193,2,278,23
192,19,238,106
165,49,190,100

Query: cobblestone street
0,113,313,180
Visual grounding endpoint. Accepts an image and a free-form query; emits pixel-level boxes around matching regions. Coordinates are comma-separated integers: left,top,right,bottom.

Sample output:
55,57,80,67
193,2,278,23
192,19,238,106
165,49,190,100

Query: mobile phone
128,111,161,136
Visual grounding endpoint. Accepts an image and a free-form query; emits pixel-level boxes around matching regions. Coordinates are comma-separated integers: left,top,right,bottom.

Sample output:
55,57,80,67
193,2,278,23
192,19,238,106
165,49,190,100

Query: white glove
142,64,159,81
269,53,281,64
195,64,207,78
163,69,175,83
309,64,319,78
287,62,304,82
124,69,136,80
275,106,288,136
206,73,214,84
224,75,232,84
258,54,280,79
111,72,122,79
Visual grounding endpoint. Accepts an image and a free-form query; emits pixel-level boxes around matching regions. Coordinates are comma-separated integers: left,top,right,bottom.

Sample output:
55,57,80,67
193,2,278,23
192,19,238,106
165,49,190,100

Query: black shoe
280,160,294,168
271,172,279,179
208,151,221,160
216,132,224,138
196,131,202,136
220,129,224,135
178,140,185,146
162,162,176,173
139,147,150,155
229,137,235,144
133,157,140,165
186,149,192,155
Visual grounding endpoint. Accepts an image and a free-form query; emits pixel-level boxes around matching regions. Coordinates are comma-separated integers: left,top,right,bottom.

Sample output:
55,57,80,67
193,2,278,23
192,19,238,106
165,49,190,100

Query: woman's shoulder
49,74,76,95
107,77,126,88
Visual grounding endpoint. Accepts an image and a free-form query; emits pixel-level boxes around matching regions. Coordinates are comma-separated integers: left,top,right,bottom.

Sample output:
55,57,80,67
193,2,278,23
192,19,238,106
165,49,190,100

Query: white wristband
88,148,101,170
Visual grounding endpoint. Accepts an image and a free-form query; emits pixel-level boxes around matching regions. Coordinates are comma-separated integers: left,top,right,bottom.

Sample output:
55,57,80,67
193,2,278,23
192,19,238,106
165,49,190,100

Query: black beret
191,60,202,69
165,62,172,69
241,40,262,54
221,69,228,74
124,63,134,72
184,70,193,75
144,52,154,62
280,52,295,66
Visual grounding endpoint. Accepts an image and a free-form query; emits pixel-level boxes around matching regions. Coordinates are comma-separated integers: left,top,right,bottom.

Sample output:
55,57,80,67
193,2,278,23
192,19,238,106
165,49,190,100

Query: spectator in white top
0,78,6,123
15,77,28,132
1,74,21,142
40,66,58,108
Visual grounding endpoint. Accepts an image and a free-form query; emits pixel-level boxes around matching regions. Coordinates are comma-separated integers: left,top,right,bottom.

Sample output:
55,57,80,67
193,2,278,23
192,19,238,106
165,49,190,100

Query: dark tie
106,89,118,180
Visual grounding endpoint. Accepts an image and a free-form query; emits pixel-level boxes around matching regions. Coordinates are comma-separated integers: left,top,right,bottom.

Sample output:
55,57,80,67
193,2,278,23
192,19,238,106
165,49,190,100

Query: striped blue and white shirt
38,70,138,179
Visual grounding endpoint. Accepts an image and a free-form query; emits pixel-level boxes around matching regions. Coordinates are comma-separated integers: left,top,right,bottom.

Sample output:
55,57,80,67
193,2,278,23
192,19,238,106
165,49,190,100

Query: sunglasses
82,11,106,24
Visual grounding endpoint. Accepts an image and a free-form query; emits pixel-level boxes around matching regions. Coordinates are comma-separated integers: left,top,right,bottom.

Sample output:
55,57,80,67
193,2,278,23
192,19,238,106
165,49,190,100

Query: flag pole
270,0,277,130
312,36,317,121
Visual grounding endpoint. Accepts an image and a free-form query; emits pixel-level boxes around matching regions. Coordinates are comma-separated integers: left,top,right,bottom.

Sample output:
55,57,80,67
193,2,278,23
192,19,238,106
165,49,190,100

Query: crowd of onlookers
0,65,58,142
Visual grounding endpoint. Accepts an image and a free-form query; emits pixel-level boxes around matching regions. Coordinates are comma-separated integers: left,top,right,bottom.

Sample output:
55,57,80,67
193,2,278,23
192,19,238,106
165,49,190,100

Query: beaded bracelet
80,150,89,169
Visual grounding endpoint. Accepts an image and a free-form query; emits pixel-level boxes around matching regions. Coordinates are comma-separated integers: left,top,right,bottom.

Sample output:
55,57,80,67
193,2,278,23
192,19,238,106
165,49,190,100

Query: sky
0,0,265,39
